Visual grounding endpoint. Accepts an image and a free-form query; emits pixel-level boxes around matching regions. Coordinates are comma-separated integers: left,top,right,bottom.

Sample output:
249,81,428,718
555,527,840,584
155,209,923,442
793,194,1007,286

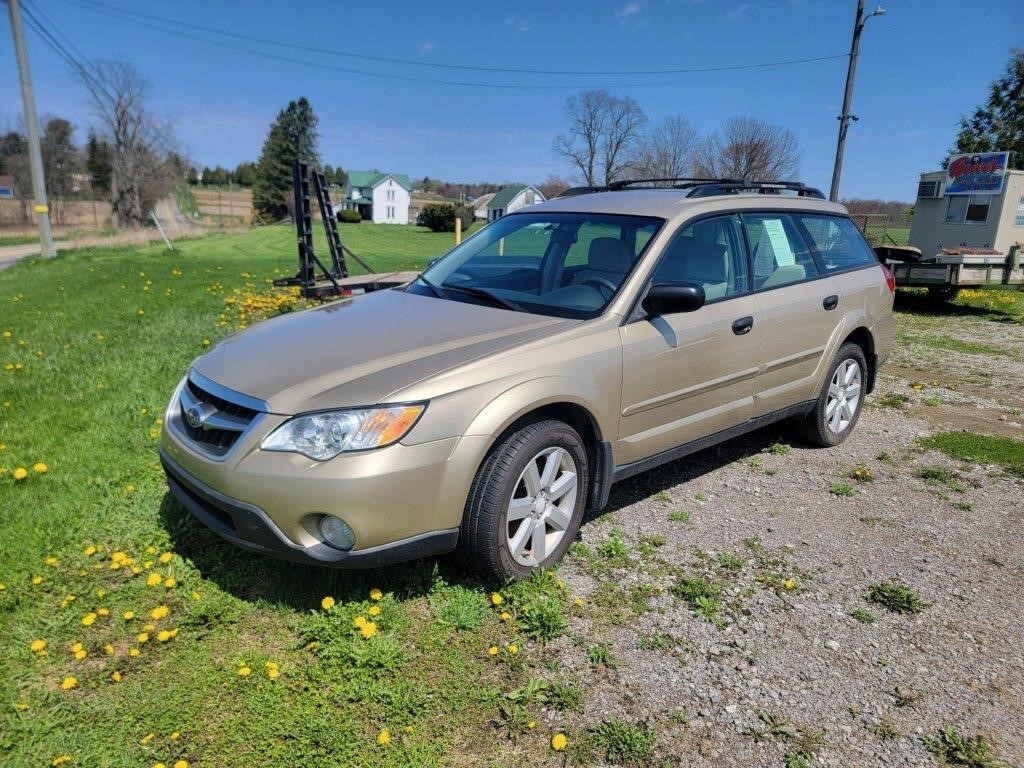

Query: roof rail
553,178,825,200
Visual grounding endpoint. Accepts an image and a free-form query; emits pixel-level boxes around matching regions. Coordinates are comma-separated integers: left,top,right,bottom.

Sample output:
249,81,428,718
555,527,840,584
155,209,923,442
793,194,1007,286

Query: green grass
923,726,1009,767
912,335,1011,359
866,580,930,615
0,226,572,767
921,432,1024,477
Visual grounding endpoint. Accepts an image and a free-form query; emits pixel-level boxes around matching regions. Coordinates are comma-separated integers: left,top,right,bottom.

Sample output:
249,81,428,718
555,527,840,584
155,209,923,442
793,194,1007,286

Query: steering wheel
578,276,618,298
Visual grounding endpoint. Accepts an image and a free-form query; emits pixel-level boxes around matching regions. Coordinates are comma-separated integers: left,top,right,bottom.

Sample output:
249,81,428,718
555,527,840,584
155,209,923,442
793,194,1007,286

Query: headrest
587,237,633,273
686,242,728,283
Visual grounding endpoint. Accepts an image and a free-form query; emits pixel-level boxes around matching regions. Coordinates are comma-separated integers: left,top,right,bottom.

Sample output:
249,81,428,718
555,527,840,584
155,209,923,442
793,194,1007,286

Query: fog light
318,515,355,550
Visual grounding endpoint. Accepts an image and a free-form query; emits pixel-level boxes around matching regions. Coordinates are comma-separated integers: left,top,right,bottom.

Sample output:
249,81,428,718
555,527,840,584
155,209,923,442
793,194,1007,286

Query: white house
486,185,545,222
339,171,411,224
472,192,496,220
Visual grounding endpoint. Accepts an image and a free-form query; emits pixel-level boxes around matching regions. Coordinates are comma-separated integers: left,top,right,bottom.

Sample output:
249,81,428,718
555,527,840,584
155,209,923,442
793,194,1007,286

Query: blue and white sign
945,152,1008,195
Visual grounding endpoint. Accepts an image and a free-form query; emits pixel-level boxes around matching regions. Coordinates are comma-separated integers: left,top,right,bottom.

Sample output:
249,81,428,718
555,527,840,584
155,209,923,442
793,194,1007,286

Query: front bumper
161,449,460,568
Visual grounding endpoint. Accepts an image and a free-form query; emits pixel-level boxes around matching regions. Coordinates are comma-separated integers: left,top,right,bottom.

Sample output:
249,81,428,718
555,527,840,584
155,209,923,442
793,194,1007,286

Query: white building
486,185,545,222
339,171,411,224
472,192,496,220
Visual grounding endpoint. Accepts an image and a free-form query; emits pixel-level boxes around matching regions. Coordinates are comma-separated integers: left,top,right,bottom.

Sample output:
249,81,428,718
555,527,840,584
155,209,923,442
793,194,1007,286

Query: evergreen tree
253,97,320,220
85,130,113,196
947,49,1023,168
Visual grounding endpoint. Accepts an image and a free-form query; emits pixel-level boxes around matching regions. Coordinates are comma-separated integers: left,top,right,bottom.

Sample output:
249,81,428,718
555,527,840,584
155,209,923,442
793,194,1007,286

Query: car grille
174,376,261,457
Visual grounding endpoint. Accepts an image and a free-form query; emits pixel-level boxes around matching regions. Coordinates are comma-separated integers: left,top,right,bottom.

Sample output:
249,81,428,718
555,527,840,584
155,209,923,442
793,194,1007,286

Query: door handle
823,294,839,310
731,316,754,335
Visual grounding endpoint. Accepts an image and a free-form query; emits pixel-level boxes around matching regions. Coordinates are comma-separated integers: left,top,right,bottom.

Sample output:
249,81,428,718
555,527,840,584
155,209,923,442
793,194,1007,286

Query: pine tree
947,49,1023,168
85,130,113,196
253,97,320,220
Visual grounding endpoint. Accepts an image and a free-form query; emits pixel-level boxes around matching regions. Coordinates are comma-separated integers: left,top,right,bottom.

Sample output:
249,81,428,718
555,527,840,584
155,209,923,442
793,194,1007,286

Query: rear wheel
457,420,589,581
795,342,867,447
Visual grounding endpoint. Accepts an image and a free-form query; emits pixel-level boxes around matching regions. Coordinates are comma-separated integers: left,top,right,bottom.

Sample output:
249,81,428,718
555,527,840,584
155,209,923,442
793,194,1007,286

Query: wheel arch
840,326,877,394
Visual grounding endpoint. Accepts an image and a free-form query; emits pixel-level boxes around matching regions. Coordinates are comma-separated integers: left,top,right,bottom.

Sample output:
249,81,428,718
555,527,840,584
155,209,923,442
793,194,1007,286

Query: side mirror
641,282,705,315
427,257,441,268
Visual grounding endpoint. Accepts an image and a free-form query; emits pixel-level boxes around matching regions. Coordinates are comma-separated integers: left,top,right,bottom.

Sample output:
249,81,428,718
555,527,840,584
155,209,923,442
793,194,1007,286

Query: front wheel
795,343,868,447
457,420,589,581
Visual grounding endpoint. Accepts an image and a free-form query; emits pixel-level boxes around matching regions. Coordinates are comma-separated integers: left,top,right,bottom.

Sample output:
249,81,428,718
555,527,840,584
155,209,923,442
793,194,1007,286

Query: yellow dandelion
267,667,280,680
500,611,511,622
573,596,585,607
156,630,173,643
551,733,568,751
146,546,157,555
150,605,169,620
122,610,135,621
321,595,335,611
238,665,252,677
60,676,77,691
97,608,109,617
360,621,378,639
51,755,71,766
104,644,114,656
353,615,367,628
12,467,28,480
110,670,121,682
783,578,796,591
143,623,155,632
95,589,106,599
125,483,135,493
163,577,176,589
31,575,43,585
153,764,166,768
30,639,46,653
140,732,155,745
44,555,58,566
490,592,504,606
404,725,415,734
170,732,180,740
377,728,391,746
146,573,162,587
33,462,48,474
506,643,519,655
158,551,173,564
369,588,383,601
487,645,499,657
74,649,87,661
81,612,97,627
367,605,381,617
84,545,96,556
527,720,536,729
71,642,83,653
137,633,149,644
128,648,140,657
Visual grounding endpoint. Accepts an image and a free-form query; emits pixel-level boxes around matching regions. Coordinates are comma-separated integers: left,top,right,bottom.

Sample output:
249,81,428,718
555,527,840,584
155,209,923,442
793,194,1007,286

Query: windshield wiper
411,273,445,298
440,283,527,312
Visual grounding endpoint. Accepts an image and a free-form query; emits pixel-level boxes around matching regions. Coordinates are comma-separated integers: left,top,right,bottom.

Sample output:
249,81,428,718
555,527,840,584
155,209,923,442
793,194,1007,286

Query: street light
829,1,885,202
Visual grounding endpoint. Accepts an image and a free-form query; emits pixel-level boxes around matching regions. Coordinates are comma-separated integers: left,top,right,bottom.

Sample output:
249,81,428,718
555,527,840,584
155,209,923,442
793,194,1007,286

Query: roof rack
555,178,826,200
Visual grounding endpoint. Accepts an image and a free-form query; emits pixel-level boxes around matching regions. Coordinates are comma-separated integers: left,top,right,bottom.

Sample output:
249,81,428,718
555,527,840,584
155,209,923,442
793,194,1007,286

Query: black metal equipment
274,160,352,299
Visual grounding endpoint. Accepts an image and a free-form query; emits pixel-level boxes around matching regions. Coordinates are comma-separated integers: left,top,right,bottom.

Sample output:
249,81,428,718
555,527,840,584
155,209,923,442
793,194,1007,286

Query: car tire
795,342,868,448
457,419,589,581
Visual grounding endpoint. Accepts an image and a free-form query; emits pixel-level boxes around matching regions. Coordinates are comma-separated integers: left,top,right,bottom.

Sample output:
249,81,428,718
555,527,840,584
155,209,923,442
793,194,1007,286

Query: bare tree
40,117,80,224
75,60,181,226
553,89,647,186
694,117,803,181
627,115,700,183
537,174,571,199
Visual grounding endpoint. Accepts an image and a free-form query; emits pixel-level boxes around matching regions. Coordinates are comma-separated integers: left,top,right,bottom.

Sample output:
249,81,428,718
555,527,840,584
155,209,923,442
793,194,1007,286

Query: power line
19,0,117,107
59,0,848,89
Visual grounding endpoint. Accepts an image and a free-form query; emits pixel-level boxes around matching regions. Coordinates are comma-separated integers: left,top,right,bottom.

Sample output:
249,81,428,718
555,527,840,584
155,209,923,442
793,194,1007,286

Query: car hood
192,289,576,414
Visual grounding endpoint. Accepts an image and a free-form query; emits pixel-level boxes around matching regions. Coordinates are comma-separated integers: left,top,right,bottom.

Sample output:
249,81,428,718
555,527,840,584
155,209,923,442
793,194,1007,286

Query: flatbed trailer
875,244,1024,301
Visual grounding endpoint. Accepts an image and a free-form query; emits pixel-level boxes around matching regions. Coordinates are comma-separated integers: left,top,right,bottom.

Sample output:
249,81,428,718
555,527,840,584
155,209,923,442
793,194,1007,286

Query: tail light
880,263,896,294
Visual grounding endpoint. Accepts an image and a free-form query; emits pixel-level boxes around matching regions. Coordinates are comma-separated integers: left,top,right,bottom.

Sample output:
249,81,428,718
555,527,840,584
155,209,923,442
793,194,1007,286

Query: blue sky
2,0,1021,200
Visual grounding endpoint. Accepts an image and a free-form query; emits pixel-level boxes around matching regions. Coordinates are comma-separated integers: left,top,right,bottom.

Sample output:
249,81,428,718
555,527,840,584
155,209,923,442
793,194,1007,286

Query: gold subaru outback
161,180,896,580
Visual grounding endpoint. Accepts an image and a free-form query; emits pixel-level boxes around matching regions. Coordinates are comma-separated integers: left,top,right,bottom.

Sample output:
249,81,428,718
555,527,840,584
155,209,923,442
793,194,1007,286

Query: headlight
261,404,425,461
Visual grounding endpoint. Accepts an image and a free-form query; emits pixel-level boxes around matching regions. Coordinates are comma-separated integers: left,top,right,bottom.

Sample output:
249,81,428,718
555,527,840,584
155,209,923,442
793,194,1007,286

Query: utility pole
829,0,886,203
7,0,56,257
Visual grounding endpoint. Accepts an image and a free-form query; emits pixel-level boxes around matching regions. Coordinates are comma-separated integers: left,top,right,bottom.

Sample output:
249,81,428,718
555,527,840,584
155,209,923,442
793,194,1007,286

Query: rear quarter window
797,215,878,272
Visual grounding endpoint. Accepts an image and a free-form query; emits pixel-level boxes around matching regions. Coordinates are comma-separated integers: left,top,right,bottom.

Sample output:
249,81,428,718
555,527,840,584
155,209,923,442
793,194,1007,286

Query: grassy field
0,225,576,768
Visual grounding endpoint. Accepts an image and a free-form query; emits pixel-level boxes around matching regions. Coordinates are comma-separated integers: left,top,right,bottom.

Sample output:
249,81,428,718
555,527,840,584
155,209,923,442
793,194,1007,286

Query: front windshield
408,212,663,319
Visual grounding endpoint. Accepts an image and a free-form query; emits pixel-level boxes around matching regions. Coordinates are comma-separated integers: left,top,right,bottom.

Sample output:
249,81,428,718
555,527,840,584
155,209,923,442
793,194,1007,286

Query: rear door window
797,215,878,272
741,213,819,290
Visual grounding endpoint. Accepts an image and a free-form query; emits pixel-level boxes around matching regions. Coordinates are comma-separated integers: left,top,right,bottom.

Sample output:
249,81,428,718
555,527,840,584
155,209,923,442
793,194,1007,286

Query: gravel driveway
541,307,1024,768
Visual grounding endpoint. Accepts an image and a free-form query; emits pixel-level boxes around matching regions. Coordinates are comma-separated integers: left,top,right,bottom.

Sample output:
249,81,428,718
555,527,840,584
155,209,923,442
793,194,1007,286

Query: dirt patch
908,402,1024,440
